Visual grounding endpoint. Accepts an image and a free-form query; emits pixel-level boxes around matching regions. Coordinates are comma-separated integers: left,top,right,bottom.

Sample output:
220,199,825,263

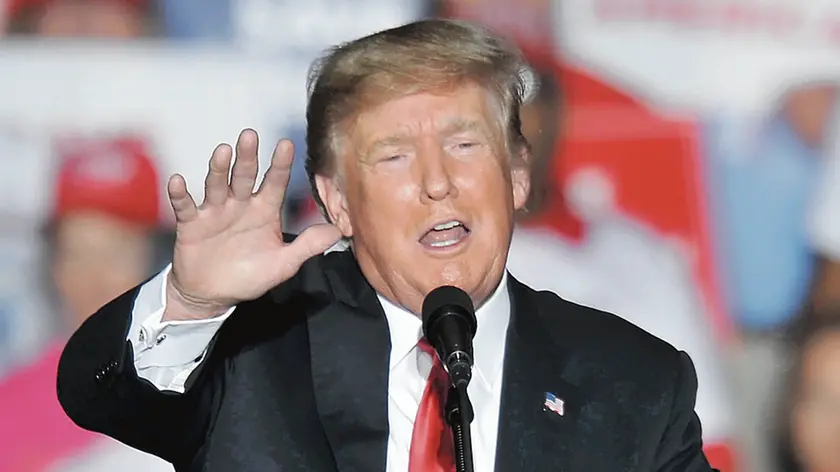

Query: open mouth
419,220,472,250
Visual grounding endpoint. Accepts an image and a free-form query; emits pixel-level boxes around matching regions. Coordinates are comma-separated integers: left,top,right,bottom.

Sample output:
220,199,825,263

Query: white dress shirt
127,264,511,471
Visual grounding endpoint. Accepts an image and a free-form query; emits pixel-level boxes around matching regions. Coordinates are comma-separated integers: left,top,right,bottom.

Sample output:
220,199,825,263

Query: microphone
421,286,477,388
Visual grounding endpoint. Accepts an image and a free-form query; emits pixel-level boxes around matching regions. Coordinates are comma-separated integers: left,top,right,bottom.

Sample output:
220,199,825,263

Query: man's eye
457,142,478,149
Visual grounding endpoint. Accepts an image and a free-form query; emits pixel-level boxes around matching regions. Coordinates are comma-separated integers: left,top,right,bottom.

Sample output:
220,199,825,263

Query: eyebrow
367,118,486,152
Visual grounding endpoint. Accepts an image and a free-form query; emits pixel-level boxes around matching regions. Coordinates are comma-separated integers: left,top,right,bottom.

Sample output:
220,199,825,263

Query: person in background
704,82,837,333
776,315,840,472
5,0,158,38
0,135,173,471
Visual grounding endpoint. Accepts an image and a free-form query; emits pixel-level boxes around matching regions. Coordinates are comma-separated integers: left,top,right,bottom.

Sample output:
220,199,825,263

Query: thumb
281,223,344,271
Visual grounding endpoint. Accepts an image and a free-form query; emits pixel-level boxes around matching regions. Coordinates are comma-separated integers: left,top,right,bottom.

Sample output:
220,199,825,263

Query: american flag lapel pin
543,391,564,416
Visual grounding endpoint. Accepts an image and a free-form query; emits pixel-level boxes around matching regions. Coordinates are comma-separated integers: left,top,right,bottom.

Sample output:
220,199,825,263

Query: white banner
559,0,840,117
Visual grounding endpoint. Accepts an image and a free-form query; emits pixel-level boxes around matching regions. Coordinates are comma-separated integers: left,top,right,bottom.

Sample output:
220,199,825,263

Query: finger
167,174,199,223
230,129,260,201
256,139,294,207
204,143,233,206
280,223,343,272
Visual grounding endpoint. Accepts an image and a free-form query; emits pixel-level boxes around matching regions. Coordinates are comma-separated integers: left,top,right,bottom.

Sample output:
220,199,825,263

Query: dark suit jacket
57,246,717,471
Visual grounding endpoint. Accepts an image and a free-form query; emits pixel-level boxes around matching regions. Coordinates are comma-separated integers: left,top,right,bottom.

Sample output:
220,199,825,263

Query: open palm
165,129,342,319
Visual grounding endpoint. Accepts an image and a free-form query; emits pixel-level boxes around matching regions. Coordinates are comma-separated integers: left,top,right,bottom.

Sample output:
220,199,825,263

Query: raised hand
163,129,342,321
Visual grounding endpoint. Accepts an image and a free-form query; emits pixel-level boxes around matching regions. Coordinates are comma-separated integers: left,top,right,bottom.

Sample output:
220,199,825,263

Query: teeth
433,220,462,231
430,239,460,247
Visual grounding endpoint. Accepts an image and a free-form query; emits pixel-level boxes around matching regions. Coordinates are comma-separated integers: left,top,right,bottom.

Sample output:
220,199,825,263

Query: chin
436,260,487,289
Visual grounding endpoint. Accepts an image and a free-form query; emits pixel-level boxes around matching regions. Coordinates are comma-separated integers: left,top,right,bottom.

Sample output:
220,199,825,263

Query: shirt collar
378,271,511,390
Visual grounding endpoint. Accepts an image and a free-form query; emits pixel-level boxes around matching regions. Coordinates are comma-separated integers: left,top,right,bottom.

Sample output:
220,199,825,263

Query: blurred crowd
1,0,840,471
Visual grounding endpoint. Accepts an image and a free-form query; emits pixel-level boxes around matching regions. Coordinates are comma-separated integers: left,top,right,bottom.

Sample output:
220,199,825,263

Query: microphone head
421,285,477,341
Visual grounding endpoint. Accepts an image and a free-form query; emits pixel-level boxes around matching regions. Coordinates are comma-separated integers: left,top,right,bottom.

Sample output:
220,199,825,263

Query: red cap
52,134,161,228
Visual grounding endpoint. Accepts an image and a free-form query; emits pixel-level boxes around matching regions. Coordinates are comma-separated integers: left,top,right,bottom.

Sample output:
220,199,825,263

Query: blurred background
1,0,840,471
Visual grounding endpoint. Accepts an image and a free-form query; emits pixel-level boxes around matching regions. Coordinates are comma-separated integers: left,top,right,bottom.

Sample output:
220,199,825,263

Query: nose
418,145,457,203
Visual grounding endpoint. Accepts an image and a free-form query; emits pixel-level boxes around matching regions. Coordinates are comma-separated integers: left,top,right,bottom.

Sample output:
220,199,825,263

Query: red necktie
408,339,456,472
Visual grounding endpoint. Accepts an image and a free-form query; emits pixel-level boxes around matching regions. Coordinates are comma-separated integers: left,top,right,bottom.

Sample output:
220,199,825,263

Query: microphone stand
445,384,475,472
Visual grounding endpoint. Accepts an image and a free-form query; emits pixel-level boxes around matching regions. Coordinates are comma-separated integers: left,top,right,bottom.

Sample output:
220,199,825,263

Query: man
47,135,168,330
58,20,716,471
0,135,173,471
703,82,835,332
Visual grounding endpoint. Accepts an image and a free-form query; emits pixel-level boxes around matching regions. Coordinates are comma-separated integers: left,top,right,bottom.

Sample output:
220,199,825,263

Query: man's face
51,212,151,328
792,331,840,471
784,84,838,149
317,83,530,314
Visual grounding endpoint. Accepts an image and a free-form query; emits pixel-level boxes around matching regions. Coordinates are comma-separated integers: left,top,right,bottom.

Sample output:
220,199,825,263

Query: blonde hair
304,19,536,219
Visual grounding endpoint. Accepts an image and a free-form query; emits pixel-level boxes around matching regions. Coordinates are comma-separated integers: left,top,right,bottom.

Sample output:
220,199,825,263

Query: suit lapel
495,275,583,471
306,251,391,472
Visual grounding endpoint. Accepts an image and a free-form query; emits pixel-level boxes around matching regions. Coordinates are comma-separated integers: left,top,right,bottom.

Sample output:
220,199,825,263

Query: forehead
348,83,498,146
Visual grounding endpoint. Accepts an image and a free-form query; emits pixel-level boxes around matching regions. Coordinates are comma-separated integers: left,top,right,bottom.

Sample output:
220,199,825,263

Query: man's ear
511,147,531,212
315,174,353,237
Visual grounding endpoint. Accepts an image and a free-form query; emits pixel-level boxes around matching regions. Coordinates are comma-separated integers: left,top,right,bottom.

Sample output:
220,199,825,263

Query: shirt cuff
127,263,235,368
